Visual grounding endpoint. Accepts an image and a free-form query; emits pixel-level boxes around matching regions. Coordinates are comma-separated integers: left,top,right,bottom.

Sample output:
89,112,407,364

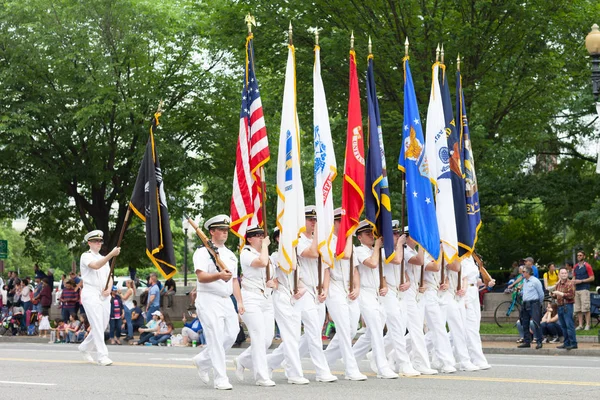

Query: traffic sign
0,240,7,259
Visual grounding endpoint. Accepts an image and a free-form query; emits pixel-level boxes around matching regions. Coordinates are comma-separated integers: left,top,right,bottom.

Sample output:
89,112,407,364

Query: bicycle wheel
495,300,521,328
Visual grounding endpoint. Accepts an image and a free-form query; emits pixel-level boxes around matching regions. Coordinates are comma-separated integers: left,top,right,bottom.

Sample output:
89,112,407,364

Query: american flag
230,34,270,246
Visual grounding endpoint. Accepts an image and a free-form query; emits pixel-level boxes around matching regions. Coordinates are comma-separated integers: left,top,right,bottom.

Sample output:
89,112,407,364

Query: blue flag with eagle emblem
397,57,440,262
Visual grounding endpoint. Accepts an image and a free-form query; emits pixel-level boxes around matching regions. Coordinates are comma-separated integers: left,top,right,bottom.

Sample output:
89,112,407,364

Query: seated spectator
59,280,80,322
540,303,563,343
130,300,145,334
149,313,174,346
181,312,205,347
65,313,81,343
160,278,176,308
75,314,89,343
54,319,67,343
131,310,161,345
516,319,536,344
109,286,123,345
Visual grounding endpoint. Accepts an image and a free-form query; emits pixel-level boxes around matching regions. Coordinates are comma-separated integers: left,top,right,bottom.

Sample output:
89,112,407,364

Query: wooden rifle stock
185,216,230,273
473,253,492,286
378,249,384,290
104,207,131,291
317,255,323,296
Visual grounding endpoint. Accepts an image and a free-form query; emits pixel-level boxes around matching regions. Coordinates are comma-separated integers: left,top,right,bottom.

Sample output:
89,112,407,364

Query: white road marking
0,381,56,386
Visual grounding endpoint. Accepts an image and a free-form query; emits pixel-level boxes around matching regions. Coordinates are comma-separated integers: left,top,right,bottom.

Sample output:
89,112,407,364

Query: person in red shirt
552,267,577,349
38,278,53,315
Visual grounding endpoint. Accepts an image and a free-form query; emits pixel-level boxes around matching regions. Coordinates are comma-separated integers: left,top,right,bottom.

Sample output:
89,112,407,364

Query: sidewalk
2,334,600,356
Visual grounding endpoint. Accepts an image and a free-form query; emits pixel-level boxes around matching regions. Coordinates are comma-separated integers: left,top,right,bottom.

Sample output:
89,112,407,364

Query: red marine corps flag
336,36,365,259
230,27,270,247
129,110,177,279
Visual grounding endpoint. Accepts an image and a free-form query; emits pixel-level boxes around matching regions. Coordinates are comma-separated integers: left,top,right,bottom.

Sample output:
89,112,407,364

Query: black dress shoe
565,345,578,350
535,343,543,349
556,344,566,349
517,343,531,348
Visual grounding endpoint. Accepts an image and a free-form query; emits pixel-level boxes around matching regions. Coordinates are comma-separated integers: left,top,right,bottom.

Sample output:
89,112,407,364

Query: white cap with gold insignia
204,214,231,230
84,230,104,242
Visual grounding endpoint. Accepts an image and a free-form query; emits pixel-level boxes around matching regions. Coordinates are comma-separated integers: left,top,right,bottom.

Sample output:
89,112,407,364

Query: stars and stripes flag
365,53,395,263
230,33,270,247
457,69,481,249
313,44,337,267
276,43,305,273
335,49,365,259
425,62,458,262
440,64,471,258
398,56,441,262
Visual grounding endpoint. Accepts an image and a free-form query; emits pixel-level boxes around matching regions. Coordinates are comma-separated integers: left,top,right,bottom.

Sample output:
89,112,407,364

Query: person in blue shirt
181,311,206,346
145,273,161,323
524,257,539,278
518,265,544,349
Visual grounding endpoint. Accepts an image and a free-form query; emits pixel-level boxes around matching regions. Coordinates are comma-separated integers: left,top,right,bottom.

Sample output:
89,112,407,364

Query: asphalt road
1,343,599,399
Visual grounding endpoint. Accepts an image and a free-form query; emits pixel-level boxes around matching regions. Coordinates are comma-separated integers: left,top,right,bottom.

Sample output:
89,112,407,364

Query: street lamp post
585,24,600,173
182,218,191,287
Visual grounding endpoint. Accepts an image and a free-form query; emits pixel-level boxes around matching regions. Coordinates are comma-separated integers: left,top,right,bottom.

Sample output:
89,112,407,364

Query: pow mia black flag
129,111,177,279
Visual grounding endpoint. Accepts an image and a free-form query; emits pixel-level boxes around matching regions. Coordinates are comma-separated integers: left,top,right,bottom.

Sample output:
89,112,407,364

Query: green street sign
0,240,7,259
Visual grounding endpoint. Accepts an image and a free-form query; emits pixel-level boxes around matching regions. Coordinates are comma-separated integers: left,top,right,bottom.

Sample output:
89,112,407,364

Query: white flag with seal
425,63,458,262
313,45,337,267
276,44,305,273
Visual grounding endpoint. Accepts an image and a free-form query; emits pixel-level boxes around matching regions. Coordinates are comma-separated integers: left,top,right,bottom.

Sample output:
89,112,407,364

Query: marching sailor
234,226,277,386
191,215,242,390
351,221,398,379
323,208,367,380
77,230,120,366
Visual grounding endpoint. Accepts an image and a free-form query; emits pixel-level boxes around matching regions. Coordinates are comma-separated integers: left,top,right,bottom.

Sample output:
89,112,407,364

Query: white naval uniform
438,268,474,369
462,256,490,368
323,235,362,377
267,251,305,379
403,247,432,370
351,244,390,375
422,260,456,369
272,234,333,379
381,254,414,371
193,245,239,387
78,250,111,361
236,246,274,382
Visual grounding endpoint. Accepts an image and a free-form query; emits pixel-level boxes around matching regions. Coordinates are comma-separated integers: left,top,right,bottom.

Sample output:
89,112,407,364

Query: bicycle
494,288,522,328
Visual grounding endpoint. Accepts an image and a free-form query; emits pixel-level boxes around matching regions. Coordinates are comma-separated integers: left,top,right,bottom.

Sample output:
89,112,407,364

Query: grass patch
480,322,600,336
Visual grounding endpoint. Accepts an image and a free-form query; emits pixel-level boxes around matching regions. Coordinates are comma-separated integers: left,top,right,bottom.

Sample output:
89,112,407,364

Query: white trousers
238,290,274,381
295,291,332,378
352,290,388,373
267,290,304,378
382,291,412,369
464,286,489,367
195,293,239,386
404,292,431,369
439,291,472,367
78,286,110,360
324,283,362,376
423,290,456,368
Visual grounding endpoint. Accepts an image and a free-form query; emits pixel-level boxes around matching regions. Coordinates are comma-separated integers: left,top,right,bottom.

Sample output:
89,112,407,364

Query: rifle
185,216,230,273
473,252,492,286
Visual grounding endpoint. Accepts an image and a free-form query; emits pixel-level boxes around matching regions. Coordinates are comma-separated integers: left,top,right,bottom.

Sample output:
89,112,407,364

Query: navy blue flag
440,65,472,258
456,70,481,249
398,57,440,262
365,54,395,263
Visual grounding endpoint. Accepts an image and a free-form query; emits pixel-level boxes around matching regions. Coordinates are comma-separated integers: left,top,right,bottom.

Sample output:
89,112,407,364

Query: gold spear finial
457,54,461,71
368,36,372,54
405,37,409,57
288,21,293,45
441,44,445,64
157,100,164,114
436,44,440,62
245,13,256,34
350,30,355,50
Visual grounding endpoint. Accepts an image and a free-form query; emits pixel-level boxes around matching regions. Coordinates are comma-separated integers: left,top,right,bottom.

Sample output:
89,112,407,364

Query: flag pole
399,37,409,286
288,21,299,295
104,206,132,291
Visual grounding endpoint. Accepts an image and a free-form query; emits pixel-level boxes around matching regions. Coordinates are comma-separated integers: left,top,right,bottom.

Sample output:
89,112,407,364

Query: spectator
121,280,136,341
553,267,577,349
573,251,595,330
32,277,43,313
543,263,559,292
565,261,574,279
515,319,535,344
39,278,53,315
65,313,81,343
506,266,525,292
46,269,55,293
38,310,51,338
11,305,24,335
131,310,161,345
161,278,176,308
130,300,145,334
524,257,539,279
20,279,32,315
187,287,197,310
60,274,67,290
540,303,562,343
59,280,80,322
75,314,89,343
34,265,46,280
149,313,173,346
55,319,67,343
69,272,82,288
517,265,544,349
109,286,123,345
145,273,160,323
181,311,206,347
